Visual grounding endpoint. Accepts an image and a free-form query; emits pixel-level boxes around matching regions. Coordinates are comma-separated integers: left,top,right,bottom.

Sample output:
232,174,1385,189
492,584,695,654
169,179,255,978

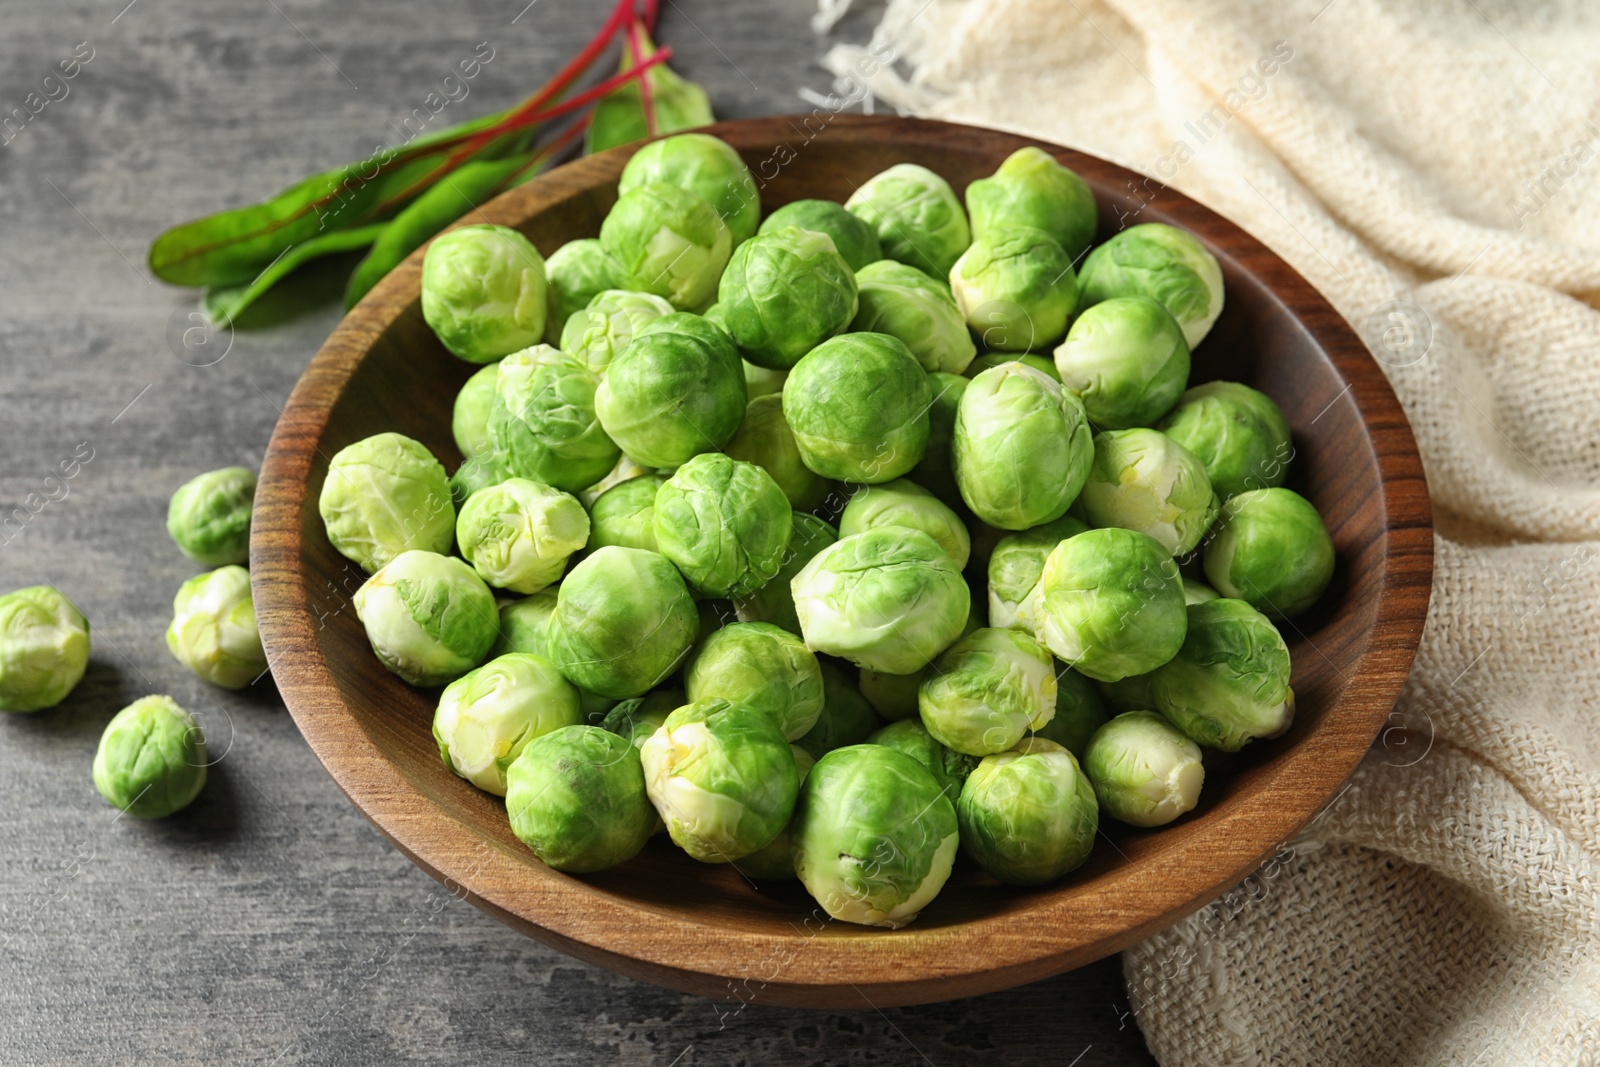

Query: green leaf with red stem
586,23,713,153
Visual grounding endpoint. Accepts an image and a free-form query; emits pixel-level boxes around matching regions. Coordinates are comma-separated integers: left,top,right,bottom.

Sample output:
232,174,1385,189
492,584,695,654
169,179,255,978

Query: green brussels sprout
783,332,931,484
839,478,970,569
742,358,786,398
1030,665,1109,759
353,550,498,687
488,589,558,658
165,565,267,689
866,719,978,799
850,260,976,374
1158,381,1293,499
1150,599,1295,750
733,744,816,881
545,546,697,698
907,372,968,508
964,351,1061,382
619,132,761,244
1081,429,1220,557
558,288,674,377
1077,223,1224,349
506,724,656,872
577,454,654,508
1053,295,1190,429
1202,488,1334,618
723,394,831,511
449,453,508,508
599,182,732,309
92,695,207,818
640,699,801,862
594,313,746,468
598,687,683,750
986,514,1091,629
587,474,666,553
543,238,620,342
320,432,455,574
791,527,970,675
965,146,1098,260
844,163,971,279
1024,528,1187,682
953,362,1093,530
166,466,256,566
653,453,793,598
488,344,620,494
1083,710,1204,826
433,652,583,795
957,737,1097,885
918,627,1057,757
685,622,824,740
1183,578,1221,606
451,364,501,461
949,227,1078,353
455,478,589,594
732,511,837,635
421,224,547,362
859,666,923,722
760,199,882,270
717,227,859,369
0,586,90,713
796,660,883,758
792,744,959,928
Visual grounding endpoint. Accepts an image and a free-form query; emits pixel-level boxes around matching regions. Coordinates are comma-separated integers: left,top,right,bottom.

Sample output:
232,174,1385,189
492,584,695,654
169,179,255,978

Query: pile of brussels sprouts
310,132,1336,928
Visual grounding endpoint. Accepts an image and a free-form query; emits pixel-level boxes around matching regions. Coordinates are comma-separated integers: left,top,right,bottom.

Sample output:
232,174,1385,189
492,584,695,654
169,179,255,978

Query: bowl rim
252,114,1433,1008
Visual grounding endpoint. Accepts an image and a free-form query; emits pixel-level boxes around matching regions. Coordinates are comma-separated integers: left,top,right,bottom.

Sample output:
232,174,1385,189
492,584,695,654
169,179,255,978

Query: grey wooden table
0,1,1160,1062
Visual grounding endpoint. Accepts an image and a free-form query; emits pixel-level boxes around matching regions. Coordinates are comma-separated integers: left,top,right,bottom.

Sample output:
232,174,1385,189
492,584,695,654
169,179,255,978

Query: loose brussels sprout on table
760,198,882,271
506,725,656,872
1158,381,1292,499
839,478,971,570
93,695,207,818
166,565,267,689
1203,488,1334,618
488,344,619,494
543,238,620,341
455,478,589,594
953,362,1093,530
353,550,498,687
599,182,731,310
587,474,666,553
957,737,1098,885
1077,222,1224,349
949,227,1078,353
685,622,824,741
559,288,674,377
966,146,1098,260
653,453,792,599
731,511,837,636
717,226,858,369
918,627,1058,757
619,132,761,244
320,432,455,574
1079,428,1219,557
782,332,931,484
1083,710,1204,827
545,546,697,699
1149,598,1295,750
421,224,547,363
986,514,1090,630
433,652,583,795
850,260,976,375
0,585,90,713
722,394,831,512
1052,295,1190,430
167,466,256,566
844,163,971,279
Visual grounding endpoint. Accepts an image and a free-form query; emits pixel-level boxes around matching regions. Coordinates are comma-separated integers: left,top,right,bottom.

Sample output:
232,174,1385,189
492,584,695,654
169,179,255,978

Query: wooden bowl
252,115,1432,1007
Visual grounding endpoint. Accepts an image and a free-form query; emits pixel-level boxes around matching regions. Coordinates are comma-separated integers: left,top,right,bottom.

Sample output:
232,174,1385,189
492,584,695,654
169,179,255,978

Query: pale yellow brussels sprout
619,133,761,244
949,227,1078,353
559,288,674,377
1079,428,1219,557
917,627,1057,757
1077,223,1224,349
845,163,971,278
0,586,90,713
432,652,583,795
455,478,589,594
319,432,455,574
850,260,976,375
451,365,501,462
353,550,498,687
599,182,732,310
1082,710,1204,827
986,514,1090,629
165,565,267,689
421,224,547,363
543,239,621,343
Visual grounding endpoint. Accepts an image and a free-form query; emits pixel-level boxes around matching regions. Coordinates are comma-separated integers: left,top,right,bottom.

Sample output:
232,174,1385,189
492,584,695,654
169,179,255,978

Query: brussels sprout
743,358,786,398
1053,295,1190,429
795,660,883,758
850,260,976,375
1083,710,1204,826
1081,429,1220,557
866,719,978,799
1030,665,1109,759
792,528,970,675
949,227,1078,353
320,433,455,574
1077,223,1224,349
760,199,882,270
783,332,931,484
559,288,675,377
732,512,837,635
859,666,923,722
165,565,267,689
953,362,1093,530
0,586,90,713
965,146,1098,260
619,132,761,244
844,163,971,278
545,546,697,698
793,744,959,927
353,551,498,686
918,627,1056,757
543,239,620,342
1202,488,1334,618
907,372,968,508
488,589,558,658
1024,528,1186,682
839,478,970,569
964,351,1060,382
653,453,793,599
685,622,824,740
957,737,1097,885
723,394,830,511
1158,381,1293,500
717,227,859,369
421,224,547,362
577,454,653,509
588,474,666,552
167,467,256,566
1150,599,1295,750
506,724,656,872
1182,578,1220,606
455,478,589,594
732,744,816,881
598,687,683,749
599,182,732,309
986,514,1091,629
488,345,620,495
594,313,746,468
449,453,508,508
640,699,801,862
451,364,501,461
433,652,583,795
92,695,207,818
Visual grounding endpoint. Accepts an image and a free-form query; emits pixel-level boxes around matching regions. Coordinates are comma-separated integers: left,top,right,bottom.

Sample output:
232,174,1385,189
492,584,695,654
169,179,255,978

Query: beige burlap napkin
820,1,1600,1061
